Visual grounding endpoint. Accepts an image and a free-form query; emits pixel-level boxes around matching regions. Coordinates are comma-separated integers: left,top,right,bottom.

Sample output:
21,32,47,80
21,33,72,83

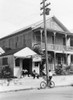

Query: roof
0,16,72,41
33,27,73,36
14,47,37,58
0,47,24,56
0,27,32,41
0,47,37,58
52,16,70,32
32,16,73,36
32,16,70,33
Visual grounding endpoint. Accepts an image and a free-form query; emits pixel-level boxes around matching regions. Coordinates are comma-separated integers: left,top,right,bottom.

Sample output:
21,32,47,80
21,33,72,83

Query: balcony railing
66,46,73,52
40,43,73,53
32,42,73,53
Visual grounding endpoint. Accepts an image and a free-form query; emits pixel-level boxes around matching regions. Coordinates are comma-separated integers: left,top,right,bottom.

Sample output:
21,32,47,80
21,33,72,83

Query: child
48,70,53,81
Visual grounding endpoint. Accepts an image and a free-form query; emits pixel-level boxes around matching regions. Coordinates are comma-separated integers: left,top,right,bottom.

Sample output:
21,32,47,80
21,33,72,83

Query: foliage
1,65,12,78
55,64,70,75
33,44,44,55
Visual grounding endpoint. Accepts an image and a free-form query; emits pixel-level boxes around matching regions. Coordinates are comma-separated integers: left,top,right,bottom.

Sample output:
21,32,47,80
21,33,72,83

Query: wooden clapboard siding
0,57,2,73
0,28,33,50
8,55,14,75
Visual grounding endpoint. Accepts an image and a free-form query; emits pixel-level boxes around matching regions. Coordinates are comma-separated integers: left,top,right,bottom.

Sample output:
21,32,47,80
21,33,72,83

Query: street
0,86,73,100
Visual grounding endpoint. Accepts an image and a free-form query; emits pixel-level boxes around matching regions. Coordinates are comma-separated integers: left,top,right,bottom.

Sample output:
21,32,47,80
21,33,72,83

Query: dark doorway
22,58,32,76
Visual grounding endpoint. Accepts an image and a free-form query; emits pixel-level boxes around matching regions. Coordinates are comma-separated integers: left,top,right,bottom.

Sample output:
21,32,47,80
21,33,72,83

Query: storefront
32,55,41,75
14,47,37,77
0,47,40,78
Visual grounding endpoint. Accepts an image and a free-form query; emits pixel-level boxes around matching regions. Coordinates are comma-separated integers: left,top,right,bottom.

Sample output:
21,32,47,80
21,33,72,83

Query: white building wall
14,59,22,78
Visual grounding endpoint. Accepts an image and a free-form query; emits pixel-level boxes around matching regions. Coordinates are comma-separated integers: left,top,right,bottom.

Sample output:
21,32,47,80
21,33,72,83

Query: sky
0,0,73,38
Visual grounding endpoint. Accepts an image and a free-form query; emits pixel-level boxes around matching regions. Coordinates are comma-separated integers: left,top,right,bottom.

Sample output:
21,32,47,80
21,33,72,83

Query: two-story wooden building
0,16,73,77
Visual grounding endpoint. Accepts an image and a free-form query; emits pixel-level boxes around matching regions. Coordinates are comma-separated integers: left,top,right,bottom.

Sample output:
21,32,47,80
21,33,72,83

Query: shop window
34,62,39,67
2,57,8,65
15,58,20,67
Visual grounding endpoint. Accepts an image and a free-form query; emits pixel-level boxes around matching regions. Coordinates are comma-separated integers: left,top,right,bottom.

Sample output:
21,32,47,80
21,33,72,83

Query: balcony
41,43,73,53
66,46,73,52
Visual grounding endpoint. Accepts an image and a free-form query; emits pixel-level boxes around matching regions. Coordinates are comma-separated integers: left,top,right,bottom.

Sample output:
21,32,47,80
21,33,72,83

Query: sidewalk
0,75,73,93
0,77,43,92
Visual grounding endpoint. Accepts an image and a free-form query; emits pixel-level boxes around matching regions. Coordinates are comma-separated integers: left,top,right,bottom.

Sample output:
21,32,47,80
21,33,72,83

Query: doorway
22,58,32,76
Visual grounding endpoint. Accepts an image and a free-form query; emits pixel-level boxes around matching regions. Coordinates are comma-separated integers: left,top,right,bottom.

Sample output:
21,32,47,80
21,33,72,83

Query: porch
41,43,73,53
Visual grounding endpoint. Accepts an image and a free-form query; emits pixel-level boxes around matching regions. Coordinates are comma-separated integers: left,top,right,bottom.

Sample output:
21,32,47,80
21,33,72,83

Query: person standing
48,70,53,81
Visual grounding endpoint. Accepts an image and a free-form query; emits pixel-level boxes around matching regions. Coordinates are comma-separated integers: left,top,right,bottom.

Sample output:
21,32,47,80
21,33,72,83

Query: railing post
53,32,56,50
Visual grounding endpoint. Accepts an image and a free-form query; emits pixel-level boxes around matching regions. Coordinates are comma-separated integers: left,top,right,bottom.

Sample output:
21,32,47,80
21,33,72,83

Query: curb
0,85,72,93
0,88,34,93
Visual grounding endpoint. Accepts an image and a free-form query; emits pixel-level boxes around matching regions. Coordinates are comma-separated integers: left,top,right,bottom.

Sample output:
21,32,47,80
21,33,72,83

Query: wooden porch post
65,34,68,65
54,32,56,70
40,29,43,47
20,58,23,77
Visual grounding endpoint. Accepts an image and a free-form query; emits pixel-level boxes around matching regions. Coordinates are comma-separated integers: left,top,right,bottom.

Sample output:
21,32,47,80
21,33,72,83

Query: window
34,62,39,67
2,57,8,65
71,55,73,63
52,36,54,44
70,39,73,46
36,35,41,43
15,58,20,67
63,37,65,45
57,57,61,64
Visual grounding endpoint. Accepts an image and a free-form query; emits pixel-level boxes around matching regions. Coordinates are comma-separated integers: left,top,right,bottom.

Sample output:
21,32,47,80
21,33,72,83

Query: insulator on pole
45,8,51,15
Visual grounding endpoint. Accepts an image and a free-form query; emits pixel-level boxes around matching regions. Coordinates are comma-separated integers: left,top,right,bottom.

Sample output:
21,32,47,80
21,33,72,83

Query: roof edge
52,16,70,32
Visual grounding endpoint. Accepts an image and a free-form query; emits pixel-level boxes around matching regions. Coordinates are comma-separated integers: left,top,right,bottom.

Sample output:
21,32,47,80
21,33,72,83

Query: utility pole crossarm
40,3,51,10
40,0,47,4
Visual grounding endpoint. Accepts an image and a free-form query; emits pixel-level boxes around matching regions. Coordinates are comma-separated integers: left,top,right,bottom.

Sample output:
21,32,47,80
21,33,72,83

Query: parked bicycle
40,79,55,89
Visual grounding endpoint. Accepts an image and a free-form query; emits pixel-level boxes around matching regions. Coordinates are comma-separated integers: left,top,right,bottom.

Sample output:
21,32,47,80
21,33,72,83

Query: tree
33,44,44,55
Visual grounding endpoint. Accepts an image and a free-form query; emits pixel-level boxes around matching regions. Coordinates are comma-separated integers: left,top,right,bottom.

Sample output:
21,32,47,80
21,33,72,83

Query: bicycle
40,79,55,89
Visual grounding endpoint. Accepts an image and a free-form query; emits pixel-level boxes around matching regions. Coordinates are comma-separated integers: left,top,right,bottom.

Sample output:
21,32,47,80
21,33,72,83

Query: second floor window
52,36,54,44
35,35,41,43
70,39,73,46
63,37,65,45
71,55,73,63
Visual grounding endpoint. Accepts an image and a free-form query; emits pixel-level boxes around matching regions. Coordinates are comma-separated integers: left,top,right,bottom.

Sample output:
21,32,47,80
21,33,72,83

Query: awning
14,47,37,58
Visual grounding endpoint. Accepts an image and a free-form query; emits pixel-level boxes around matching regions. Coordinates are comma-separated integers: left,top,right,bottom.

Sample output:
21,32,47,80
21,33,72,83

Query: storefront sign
33,55,41,62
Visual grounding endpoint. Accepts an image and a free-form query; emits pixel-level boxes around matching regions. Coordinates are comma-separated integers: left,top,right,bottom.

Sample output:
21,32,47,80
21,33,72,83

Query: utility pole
40,0,51,85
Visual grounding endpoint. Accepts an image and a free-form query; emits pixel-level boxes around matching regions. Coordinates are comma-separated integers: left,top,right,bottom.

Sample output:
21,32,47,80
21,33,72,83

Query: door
22,58,32,75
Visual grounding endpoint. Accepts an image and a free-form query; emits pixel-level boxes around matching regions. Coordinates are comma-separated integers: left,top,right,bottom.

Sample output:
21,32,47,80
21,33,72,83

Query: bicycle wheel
48,81,55,88
40,81,46,89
